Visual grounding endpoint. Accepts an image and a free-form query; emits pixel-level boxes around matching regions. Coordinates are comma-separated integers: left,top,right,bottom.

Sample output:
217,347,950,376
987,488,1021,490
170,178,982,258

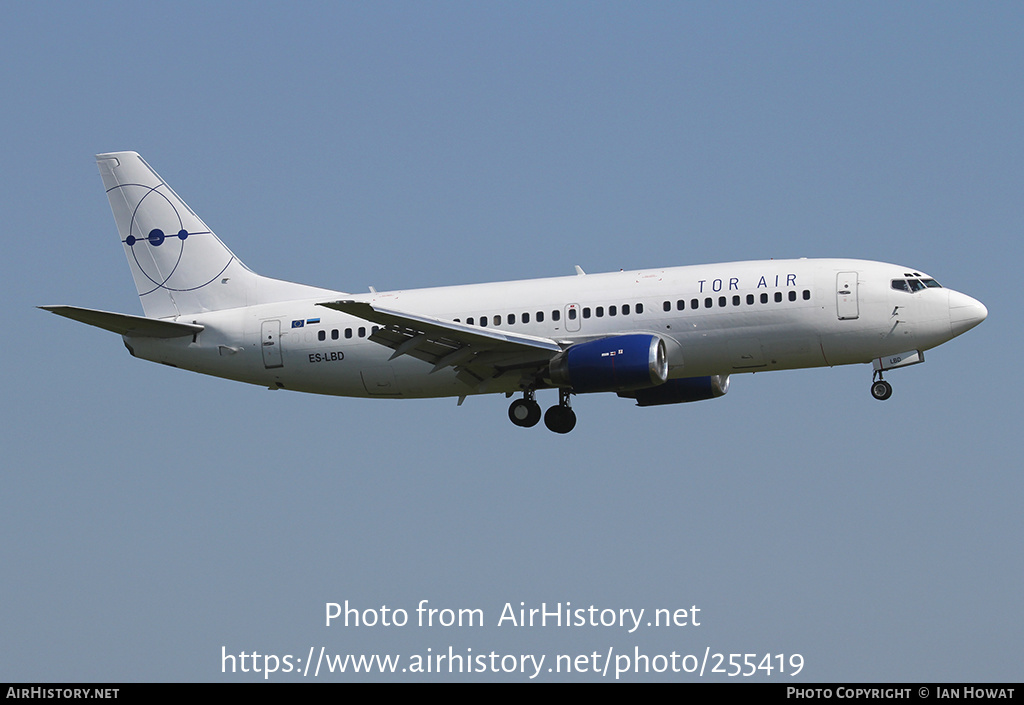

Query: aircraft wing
317,299,563,390
39,305,204,338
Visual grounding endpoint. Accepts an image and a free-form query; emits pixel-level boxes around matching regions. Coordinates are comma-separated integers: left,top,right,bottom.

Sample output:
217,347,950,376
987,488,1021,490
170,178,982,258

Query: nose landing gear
870,350,926,401
871,371,893,401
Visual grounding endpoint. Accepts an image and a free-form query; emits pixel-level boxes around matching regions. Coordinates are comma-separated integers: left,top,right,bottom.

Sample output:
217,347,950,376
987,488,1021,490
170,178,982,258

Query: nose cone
949,290,988,337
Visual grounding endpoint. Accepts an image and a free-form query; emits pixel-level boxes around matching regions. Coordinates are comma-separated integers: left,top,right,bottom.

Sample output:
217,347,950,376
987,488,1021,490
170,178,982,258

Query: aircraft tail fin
96,152,333,318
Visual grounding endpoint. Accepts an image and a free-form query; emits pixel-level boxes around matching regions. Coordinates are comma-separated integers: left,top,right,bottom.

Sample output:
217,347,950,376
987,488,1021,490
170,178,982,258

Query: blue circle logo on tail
125,229,187,247
115,183,232,293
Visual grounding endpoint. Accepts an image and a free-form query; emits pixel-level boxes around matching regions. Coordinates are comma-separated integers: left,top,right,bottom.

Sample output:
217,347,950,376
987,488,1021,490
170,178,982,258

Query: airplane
41,151,988,433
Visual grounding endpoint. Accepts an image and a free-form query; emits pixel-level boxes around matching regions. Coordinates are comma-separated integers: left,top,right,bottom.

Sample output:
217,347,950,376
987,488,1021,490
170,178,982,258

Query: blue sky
2,2,1021,681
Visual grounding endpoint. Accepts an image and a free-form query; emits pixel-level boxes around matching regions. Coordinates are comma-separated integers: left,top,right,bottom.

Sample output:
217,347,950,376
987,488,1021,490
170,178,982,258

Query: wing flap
317,300,562,383
319,300,562,352
368,326,462,367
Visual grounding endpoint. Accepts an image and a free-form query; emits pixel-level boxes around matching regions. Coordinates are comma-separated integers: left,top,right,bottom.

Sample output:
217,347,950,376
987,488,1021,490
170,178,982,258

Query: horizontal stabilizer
39,306,204,338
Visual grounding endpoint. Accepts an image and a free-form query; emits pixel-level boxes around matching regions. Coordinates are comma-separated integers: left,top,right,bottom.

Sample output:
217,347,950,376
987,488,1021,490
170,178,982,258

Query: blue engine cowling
617,374,730,406
548,334,669,393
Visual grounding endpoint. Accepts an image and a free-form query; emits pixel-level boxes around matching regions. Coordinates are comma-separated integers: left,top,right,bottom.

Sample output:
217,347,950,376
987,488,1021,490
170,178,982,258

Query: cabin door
836,272,859,320
261,320,284,368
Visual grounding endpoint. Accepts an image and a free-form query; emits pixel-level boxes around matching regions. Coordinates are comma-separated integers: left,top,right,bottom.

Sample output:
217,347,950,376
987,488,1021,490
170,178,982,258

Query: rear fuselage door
261,320,284,368
836,271,859,320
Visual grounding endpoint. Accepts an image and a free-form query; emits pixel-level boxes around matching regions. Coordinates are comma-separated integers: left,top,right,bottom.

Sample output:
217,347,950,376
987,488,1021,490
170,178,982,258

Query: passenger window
636,303,644,314
493,315,501,326
596,306,604,318
467,317,474,325
318,330,326,341
537,311,545,322
802,290,811,300
761,293,769,304
718,296,726,307
508,313,515,325
747,294,754,305
704,297,712,308
582,308,591,319
677,300,685,311
622,304,630,315
691,298,699,309
732,295,740,306
789,291,797,301
480,317,487,327
345,328,353,339
331,329,339,340
775,292,782,302
609,305,616,316
552,310,560,321
568,309,577,320
358,327,366,337
522,312,530,323
663,301,671,312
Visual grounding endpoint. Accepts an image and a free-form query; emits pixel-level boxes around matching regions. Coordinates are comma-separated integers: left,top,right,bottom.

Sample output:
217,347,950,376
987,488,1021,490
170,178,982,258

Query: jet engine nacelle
548,334,668,393
618,374,730,406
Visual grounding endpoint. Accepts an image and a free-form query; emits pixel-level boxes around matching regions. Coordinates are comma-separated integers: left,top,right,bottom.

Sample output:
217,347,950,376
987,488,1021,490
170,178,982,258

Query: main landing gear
508,390,542,427
508,389,577,433
544,389,577,434
870,371,893,401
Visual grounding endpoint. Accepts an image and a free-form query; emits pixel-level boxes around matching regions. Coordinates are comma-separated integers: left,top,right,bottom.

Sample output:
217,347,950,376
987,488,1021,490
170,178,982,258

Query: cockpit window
892,277,943,293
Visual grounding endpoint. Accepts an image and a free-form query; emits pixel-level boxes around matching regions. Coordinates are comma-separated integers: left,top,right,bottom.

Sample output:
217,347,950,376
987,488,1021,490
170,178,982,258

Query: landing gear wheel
871,380,893,401
544,405,577,434
508,398,542,427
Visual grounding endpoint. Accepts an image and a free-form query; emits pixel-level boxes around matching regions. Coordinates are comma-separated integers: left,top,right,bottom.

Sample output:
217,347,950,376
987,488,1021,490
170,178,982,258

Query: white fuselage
122,257,980,400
